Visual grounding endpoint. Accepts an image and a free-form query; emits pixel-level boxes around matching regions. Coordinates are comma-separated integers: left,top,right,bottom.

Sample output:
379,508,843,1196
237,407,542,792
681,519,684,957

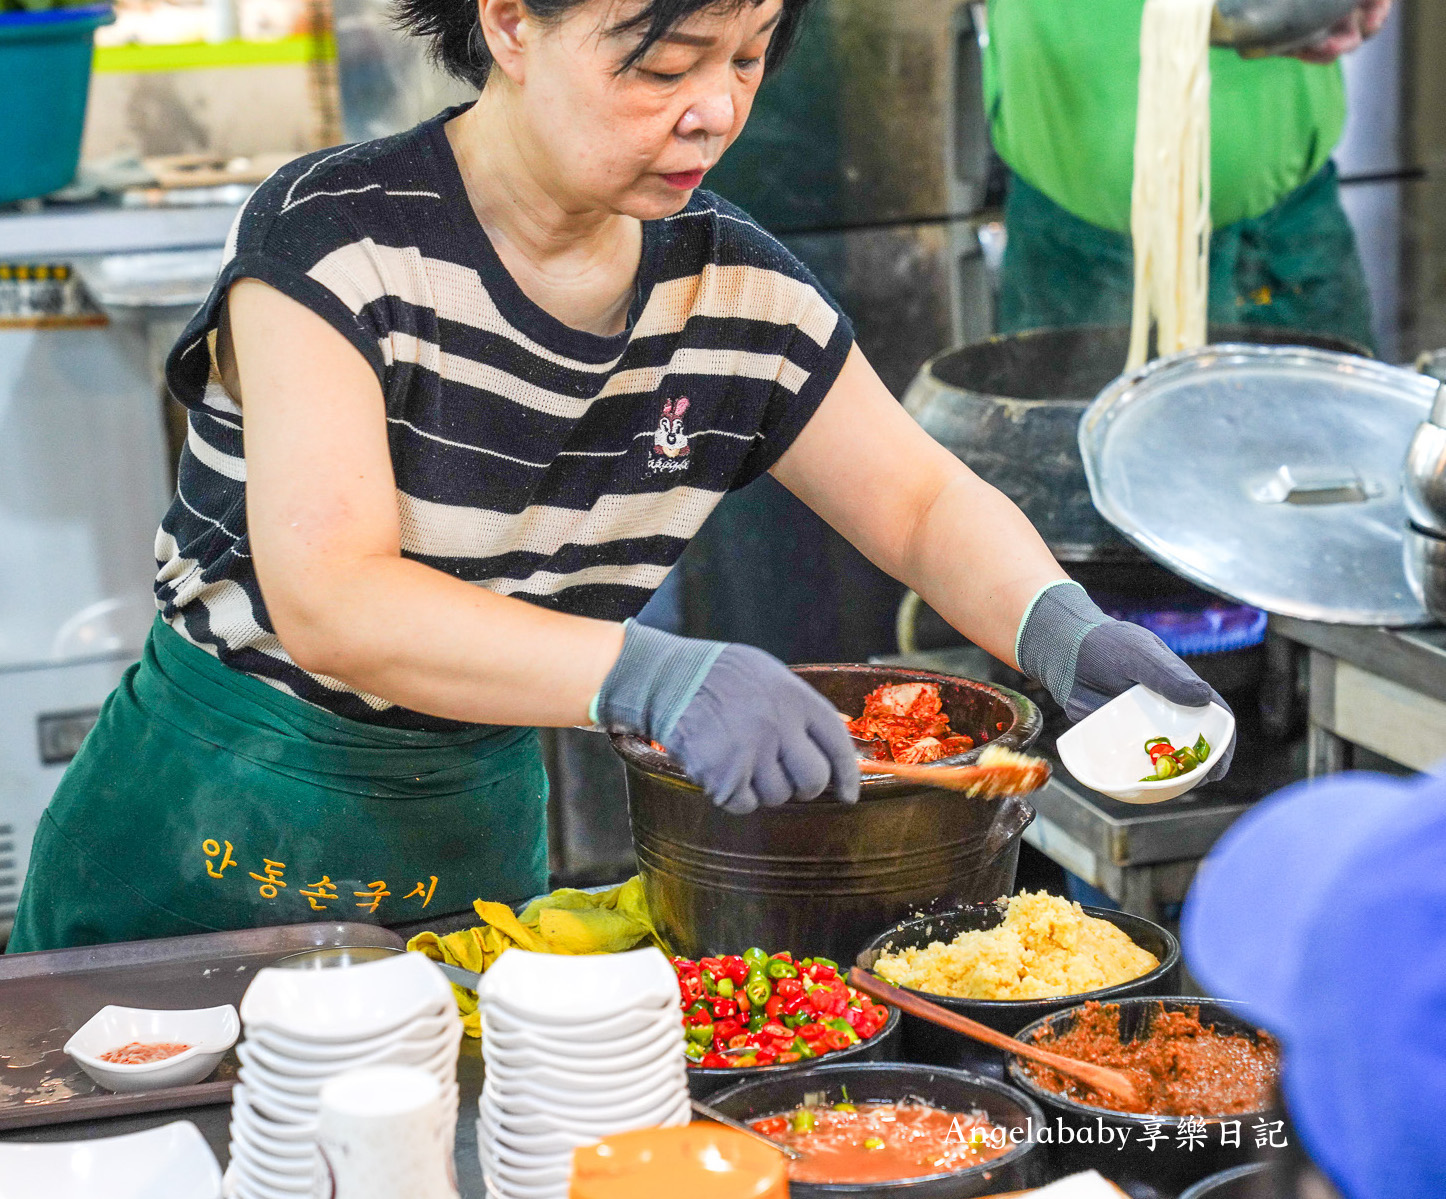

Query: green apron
997,162,1377,354
6,617,548,953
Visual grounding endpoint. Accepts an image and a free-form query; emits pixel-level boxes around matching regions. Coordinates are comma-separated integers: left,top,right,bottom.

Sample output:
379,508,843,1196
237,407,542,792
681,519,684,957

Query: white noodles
1126,0,1214,371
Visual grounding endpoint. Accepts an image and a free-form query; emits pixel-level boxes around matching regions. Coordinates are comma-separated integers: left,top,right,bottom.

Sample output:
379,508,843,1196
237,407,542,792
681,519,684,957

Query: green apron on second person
6,617,548,954
997,163,1377,354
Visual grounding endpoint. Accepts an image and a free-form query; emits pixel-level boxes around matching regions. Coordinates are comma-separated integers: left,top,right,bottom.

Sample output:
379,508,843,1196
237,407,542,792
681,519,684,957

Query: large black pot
707,1061,1048,1197
1006,997,1284,1195
687,1006,903,1101
614,665,1042,963
855,902,1180,1080
902,324,1372,562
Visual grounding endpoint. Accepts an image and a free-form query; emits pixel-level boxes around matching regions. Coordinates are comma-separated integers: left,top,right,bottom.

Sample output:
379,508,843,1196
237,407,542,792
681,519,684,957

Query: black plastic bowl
1179,1163,1273,1199
708,1061,1047,1197
687,1005,902,1101
1006,996,1283,1194
855,902,1180,1079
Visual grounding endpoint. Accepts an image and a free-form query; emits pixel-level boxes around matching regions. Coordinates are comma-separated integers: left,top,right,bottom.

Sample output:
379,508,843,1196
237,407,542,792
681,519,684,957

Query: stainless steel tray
0,922,404,1130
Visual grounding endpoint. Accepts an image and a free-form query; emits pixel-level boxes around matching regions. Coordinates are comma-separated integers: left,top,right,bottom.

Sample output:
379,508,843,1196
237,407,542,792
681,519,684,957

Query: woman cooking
8,0,1228,954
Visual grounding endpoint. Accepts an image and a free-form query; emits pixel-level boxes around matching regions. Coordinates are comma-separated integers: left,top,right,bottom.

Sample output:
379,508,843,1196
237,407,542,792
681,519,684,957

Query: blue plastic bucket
0,5,114,204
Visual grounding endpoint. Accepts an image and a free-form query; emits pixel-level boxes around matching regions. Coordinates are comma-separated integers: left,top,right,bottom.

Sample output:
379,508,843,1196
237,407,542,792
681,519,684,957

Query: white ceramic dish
243,1038,458,1088
238,1037,457,1094
240,953,453,1042
245,1012,457,1063
238,1039,437,1089
476,1112,599,1161
230,1117,313,1163
477,1097,687,1160
0,1121,221,1199
227,1160,310,1199
480,1064,682,1110
479,1154,571,1199
480,1080,683,1130
483,1058,685,1105
63,1005,240,1094
228,1141,311,1190
481,1171,563,1199
243,1080,318,1125
222,1162,298,1199
231,1085,316,1142
1055,684,1236,804
481,1015,676,1062
483,1031,680,1077
243,1064,458,1124
481,1003,675,1044
485,1154,571,1189
478,947,677,1025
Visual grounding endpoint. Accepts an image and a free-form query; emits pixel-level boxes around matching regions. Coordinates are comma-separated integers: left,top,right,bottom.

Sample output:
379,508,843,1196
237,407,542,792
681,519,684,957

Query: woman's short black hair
393,0,813,92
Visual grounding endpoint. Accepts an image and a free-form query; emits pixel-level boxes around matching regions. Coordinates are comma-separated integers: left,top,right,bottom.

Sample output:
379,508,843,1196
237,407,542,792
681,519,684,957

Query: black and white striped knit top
157,106,854,730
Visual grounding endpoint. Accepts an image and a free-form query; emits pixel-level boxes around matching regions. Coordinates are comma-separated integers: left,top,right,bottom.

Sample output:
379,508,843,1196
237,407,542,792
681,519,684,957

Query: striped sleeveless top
157,106,854,730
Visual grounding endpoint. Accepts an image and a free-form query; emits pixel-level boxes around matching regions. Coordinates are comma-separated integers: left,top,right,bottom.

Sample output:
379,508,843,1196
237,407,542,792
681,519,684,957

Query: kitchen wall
1403,0,1446,359
81,62,333,161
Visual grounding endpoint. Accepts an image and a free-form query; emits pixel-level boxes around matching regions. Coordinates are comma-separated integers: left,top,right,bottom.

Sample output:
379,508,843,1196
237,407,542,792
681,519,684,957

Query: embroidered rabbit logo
653,397,691,459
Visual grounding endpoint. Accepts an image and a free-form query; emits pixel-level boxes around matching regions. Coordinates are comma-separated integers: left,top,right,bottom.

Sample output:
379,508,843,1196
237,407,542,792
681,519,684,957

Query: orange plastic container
570,1125,787,1199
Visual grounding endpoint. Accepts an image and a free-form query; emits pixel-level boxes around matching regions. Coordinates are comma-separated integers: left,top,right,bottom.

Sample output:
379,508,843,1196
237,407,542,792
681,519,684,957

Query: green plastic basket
0,5,114,205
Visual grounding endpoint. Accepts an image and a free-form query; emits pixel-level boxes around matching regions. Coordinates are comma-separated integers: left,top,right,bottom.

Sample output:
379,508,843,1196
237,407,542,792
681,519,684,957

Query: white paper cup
315,1066,458,1199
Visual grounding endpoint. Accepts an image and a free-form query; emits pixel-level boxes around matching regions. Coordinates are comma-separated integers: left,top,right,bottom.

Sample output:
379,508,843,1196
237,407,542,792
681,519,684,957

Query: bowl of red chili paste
708,1061,1046,1196
674,949,902,1100
613,665,1043,964
1007,997,1284,1193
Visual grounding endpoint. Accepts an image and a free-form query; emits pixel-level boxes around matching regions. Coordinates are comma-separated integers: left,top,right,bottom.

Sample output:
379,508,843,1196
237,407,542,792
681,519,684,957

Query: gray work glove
594,620,860,815
1017,582,1234,782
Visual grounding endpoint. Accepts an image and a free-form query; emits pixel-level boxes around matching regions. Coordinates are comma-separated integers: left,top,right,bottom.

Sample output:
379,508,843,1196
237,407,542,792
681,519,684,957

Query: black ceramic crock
1006,996,1285,1195
613,664,1043,963
707,1061,1048,1198
855,901,1180,1079
687,1005,902,1101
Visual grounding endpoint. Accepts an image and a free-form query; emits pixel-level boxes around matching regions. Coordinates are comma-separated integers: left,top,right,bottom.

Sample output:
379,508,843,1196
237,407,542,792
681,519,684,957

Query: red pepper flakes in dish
97,1042,192,1065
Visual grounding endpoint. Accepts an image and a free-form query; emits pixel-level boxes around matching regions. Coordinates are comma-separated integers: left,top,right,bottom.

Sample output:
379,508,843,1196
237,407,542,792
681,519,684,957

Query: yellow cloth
406,876,665,1037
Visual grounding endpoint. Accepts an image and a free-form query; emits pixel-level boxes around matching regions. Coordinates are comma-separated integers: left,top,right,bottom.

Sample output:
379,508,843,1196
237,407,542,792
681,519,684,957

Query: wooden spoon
847,967,1141,1108
856,751,1051,798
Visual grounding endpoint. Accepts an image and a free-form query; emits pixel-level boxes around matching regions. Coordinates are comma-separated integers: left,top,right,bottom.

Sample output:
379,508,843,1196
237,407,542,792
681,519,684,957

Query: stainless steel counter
1272,616,1446,774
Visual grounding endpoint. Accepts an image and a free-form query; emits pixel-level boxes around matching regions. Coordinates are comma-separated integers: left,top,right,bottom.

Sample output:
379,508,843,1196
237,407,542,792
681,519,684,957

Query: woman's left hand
1018,583,1236,783
1289,0,1392,65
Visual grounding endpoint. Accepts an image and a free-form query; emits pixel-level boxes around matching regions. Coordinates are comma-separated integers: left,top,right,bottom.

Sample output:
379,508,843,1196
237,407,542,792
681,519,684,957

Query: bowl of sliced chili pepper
674,949,902,1099
1055,684,1235,803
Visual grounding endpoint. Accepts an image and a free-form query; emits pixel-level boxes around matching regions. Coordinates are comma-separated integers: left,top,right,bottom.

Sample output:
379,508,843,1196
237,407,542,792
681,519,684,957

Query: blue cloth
1182,771,1446,1199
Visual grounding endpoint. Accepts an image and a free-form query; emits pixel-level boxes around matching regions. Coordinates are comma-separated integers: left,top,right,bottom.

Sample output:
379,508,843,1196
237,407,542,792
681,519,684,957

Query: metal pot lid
1080,345,1440,626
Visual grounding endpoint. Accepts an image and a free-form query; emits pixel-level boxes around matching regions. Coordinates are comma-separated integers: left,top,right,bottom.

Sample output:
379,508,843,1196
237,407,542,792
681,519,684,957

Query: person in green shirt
984,0,1392,351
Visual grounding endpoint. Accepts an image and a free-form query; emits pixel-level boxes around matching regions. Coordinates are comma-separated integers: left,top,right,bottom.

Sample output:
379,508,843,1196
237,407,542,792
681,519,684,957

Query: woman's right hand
594,622,860,815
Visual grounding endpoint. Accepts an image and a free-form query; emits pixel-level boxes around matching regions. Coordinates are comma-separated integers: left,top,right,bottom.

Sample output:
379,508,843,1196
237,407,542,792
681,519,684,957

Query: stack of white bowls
477,947,688,1199
227,952,461,1199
